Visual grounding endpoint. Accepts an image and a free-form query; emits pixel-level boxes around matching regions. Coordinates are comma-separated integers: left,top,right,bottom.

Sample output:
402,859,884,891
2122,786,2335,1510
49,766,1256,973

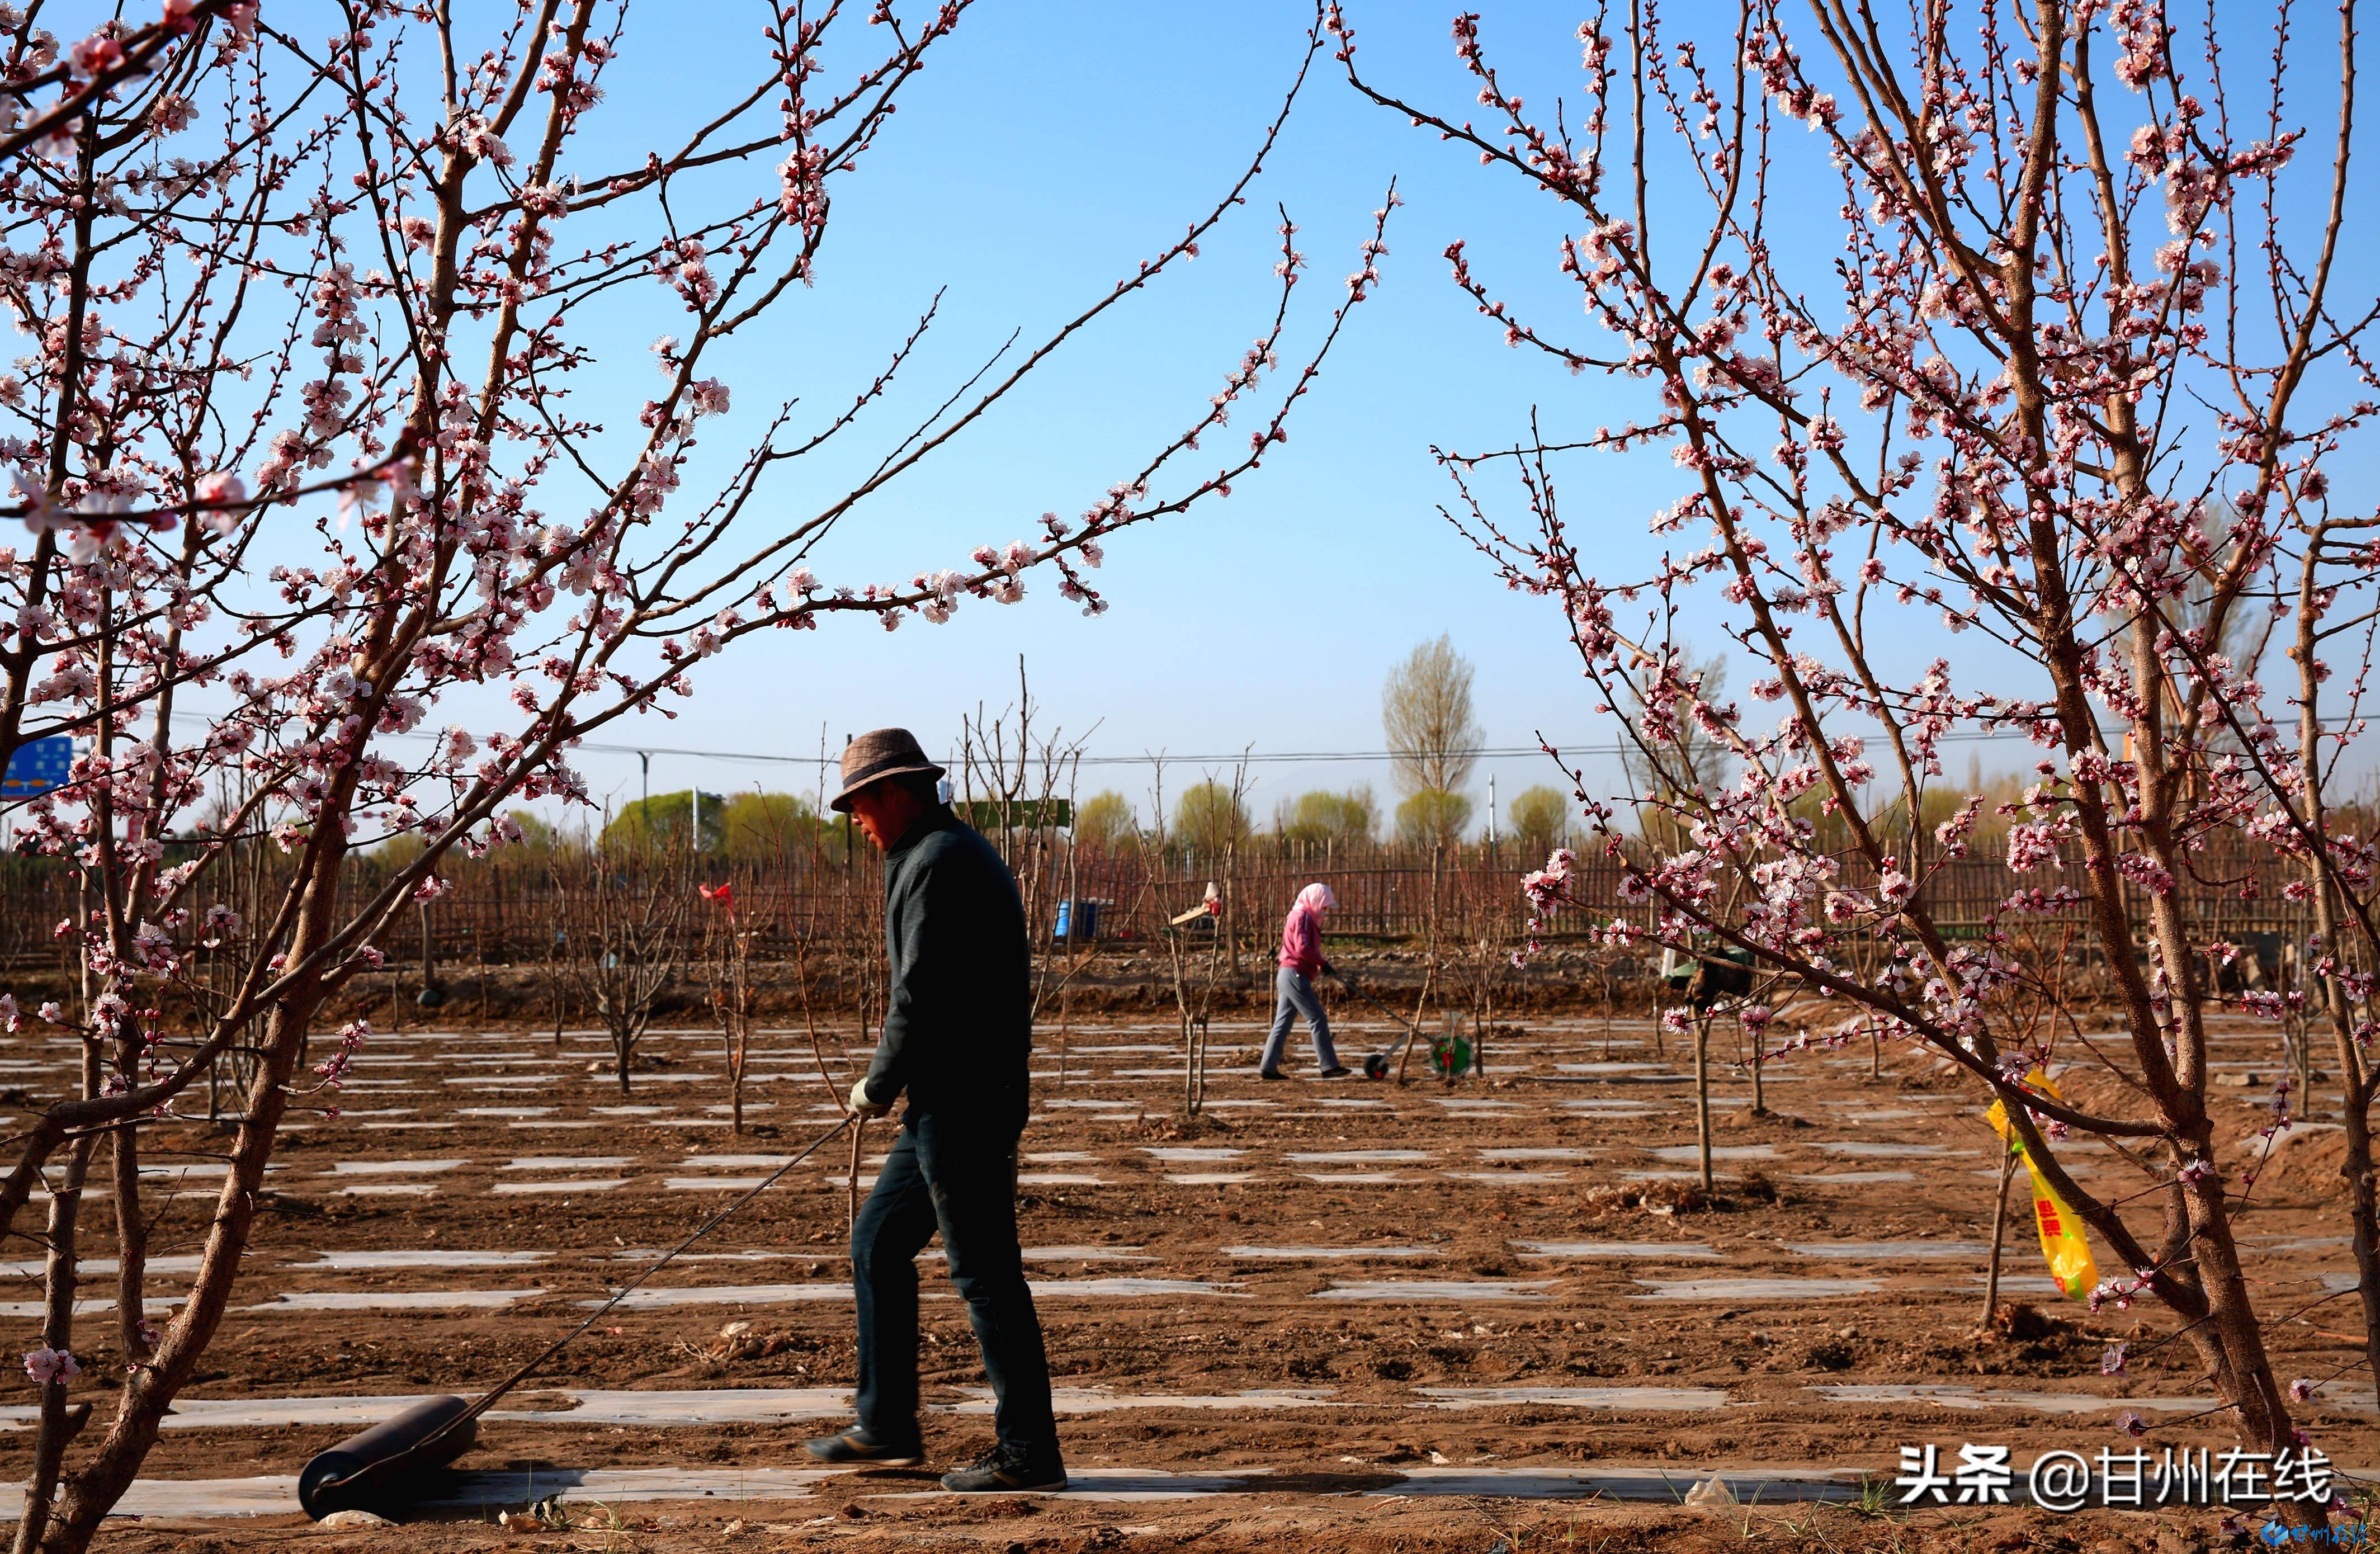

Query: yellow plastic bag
1986,1072,2099,1301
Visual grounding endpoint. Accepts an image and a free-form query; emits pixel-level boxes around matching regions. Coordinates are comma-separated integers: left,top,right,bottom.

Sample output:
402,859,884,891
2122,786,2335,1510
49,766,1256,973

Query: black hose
304,1111,857,1512
1329,969,1418,1040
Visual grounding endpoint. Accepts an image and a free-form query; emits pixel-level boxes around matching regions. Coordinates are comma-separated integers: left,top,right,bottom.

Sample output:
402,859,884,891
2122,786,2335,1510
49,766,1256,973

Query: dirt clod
1994,1301,2059,1341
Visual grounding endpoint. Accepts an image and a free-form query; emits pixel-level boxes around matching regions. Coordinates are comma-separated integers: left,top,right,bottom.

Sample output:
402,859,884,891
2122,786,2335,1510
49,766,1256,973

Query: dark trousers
852,1112,1059,1459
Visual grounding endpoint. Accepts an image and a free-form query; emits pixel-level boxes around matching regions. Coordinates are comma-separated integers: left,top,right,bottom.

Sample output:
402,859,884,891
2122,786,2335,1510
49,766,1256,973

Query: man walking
803,728,1064,1492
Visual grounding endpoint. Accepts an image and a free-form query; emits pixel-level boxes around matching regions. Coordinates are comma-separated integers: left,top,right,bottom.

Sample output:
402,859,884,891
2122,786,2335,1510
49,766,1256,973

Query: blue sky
148,1,2379,835
536,0,1696,826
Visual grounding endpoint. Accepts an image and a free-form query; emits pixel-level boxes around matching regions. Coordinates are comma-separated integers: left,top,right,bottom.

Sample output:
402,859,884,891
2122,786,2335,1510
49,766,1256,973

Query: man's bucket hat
829,728,946,812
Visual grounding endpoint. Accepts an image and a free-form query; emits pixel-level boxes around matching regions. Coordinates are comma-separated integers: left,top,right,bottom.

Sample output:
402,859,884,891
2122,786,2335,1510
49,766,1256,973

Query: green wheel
1429,1032,1472,1078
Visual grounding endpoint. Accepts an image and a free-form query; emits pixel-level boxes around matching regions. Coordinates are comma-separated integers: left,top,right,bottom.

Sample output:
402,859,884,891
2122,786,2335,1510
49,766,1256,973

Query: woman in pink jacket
1258,883,1349,1079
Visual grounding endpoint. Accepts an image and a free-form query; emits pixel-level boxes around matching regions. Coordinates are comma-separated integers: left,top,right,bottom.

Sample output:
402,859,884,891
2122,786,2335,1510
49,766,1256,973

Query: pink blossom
194,471,247,538
22,1347,77,1384
0,8,1378,1512
69,35,125,78
311,1019,370,1089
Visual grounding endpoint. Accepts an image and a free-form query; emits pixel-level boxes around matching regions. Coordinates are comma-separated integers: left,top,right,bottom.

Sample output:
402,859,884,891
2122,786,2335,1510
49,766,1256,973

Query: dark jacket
857,807,1032,1132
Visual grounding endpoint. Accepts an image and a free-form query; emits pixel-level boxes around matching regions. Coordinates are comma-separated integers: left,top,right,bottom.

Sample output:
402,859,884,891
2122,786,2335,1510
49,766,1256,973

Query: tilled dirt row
0,1015,2360,1551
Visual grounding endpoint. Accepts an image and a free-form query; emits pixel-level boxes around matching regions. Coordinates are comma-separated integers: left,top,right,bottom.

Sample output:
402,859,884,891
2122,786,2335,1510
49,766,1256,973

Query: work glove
848,1076,889,1120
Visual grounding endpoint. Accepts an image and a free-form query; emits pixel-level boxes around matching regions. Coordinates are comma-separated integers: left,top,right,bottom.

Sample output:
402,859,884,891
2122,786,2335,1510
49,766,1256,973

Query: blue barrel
1054,899,1101,942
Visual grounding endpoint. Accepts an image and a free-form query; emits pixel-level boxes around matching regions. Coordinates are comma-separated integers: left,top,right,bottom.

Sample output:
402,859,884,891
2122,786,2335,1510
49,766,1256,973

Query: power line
144,709,2322,776
568,724,2048,770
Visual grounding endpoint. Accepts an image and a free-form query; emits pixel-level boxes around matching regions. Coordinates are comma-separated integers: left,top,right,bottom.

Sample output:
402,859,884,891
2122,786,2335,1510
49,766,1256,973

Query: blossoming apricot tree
1339,0,2373,1473
0,2,1385,1545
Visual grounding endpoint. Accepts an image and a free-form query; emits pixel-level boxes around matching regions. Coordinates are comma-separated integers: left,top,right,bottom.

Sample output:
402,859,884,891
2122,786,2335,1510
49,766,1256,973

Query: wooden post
1694,1008,1714,1193
1748,1009,1764,1116
418,901,436,1007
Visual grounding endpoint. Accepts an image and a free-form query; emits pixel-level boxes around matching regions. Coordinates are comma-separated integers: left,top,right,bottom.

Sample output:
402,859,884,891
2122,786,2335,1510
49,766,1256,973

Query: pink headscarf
1279,882,1337,975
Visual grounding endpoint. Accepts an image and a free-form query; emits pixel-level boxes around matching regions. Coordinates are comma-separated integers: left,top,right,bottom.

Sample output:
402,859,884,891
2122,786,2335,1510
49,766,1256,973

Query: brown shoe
804,1427,922,1467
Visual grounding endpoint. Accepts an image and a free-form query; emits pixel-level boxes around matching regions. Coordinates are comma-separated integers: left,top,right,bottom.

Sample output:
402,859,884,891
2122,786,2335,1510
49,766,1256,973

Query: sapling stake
1982,1147,2018,1330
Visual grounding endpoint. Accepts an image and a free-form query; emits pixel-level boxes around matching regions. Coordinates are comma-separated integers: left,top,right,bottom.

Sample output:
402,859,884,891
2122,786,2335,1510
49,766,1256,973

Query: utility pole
1488,772,1498,851
638,750,651,815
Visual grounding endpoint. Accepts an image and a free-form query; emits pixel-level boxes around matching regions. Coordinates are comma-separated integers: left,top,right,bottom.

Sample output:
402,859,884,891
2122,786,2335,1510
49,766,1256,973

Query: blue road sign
2,736,72,798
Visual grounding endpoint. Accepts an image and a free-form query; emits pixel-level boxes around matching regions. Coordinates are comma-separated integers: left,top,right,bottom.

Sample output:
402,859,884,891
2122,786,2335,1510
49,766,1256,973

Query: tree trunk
2179,1184,2296,1455
2344,1086,2380,1400
40,928,330,1553
110,1108,148,1372
12,1130,93,1554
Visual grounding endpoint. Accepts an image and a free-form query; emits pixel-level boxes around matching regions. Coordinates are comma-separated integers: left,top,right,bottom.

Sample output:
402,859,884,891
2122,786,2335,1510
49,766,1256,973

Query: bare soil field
1,1010,2362,1551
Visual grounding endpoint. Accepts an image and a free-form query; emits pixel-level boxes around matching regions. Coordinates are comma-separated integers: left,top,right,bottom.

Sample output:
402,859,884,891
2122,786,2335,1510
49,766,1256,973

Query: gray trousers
1259,967,1339,1073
